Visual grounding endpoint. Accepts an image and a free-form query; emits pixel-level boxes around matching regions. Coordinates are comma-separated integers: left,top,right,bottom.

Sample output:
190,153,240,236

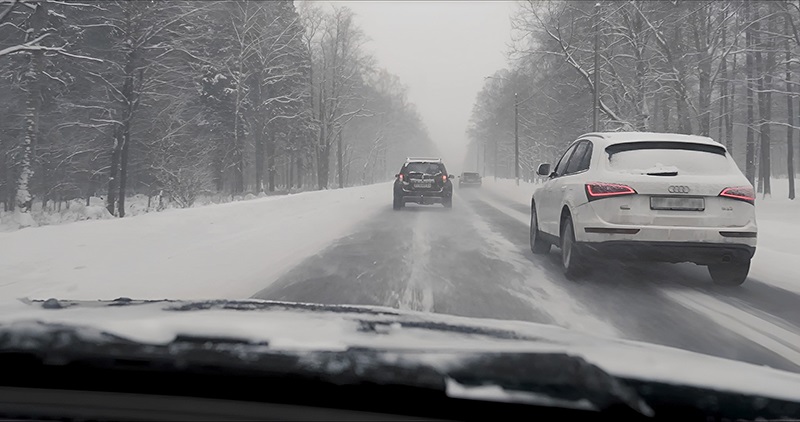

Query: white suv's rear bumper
570,202,757,265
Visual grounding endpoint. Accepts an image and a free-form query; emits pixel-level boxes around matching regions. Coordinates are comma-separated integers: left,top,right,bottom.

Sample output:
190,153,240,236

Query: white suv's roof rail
406,157,442,163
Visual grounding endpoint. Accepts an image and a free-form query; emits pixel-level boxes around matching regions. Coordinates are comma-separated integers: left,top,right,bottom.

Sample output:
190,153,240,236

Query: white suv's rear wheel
708,261,750,286
560,216,589,279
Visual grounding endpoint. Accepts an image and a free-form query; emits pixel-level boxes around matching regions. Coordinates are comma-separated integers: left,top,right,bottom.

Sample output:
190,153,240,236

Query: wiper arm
444,353,653,417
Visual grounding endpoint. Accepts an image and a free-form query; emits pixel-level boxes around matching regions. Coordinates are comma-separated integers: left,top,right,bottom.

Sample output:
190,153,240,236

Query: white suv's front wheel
560,216,589,279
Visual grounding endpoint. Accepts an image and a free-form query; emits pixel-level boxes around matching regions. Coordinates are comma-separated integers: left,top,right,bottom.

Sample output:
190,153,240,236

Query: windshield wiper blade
444,353,653,417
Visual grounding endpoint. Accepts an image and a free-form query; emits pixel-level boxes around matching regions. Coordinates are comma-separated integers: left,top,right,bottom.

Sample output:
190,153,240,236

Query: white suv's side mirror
537,163,552,176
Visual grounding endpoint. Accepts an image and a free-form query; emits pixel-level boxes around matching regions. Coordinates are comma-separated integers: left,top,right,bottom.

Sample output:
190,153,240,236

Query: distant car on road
458,172,482,188
393,158,453,210
530,132,757,286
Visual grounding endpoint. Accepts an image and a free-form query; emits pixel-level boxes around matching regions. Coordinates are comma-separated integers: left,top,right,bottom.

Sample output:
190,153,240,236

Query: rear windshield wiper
646,170,678,176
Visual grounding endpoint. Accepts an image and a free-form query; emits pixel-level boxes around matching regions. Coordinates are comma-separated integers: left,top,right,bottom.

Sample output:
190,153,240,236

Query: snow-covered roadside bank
0,183,392,301
482,178,800,295
0,189,314,232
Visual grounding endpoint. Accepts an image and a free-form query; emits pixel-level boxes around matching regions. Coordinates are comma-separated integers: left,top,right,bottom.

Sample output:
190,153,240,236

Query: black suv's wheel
393,194,403,210
560,216,589,279
530,203,551,255
708,260,750,286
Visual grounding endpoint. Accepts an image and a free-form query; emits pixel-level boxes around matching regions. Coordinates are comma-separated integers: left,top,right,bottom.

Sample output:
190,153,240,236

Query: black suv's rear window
406,162,445,174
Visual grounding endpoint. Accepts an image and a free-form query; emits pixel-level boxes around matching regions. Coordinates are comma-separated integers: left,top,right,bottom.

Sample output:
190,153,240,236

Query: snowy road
2,179,800,374
255,183,800,374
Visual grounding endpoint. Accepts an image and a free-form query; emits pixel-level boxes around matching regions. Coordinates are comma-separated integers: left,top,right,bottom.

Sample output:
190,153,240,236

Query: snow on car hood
1,297,799,404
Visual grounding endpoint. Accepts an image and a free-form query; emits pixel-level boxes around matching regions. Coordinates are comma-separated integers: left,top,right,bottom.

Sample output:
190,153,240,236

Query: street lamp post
476,141,480,171
484,75,534,184
483,142,486,175
494,135,498,181
514,92,519,186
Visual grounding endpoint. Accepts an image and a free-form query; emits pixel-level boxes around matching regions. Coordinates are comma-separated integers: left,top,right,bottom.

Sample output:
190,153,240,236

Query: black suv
458,172,482,188
393,159,453,210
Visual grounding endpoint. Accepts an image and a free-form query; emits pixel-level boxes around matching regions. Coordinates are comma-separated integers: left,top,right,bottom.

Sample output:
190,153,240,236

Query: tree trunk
718,7,730,149
317,143,329,189
267,132,276,192
673,26,692,135
16,50,43,215
255,131,264,193
651,93,661,131
295,153,303,189
106,126,121,215
232,58,245,194
744,1,757,185
692,6,712,136
754,4,773,196
337,129,343,189
117,118,131,217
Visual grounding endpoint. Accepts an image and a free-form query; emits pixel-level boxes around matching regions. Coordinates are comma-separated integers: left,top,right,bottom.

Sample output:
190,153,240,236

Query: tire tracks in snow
454,191,621,339
397,212,436,312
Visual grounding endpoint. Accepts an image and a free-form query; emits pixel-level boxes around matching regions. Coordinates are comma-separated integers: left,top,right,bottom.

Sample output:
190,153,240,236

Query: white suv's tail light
585,182,637,202
719,186,755,205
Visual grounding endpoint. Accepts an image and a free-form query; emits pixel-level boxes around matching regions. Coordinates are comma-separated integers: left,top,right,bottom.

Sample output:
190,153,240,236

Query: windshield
2,0,800,415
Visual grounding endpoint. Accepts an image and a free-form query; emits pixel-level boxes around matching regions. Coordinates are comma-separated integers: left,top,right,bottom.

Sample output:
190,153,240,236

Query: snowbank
0,183,391,301
483,177,800,294
0,188,317,233
0,200,114,231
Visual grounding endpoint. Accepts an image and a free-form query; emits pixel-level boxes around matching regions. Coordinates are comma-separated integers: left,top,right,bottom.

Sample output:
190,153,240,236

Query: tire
393,194,403,210
708,260,750,286
530,203,551,255
560,216,589,279
443,197,453,209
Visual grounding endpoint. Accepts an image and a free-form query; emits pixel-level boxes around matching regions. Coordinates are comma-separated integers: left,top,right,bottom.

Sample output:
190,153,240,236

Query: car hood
1,297,799,405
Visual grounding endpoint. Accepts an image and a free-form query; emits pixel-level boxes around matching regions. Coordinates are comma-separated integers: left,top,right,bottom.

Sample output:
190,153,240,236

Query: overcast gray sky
321,1,515,170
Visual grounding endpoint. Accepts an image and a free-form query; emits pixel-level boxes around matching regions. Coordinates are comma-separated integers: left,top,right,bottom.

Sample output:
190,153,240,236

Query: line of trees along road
469,0,799,199
0,0,435,221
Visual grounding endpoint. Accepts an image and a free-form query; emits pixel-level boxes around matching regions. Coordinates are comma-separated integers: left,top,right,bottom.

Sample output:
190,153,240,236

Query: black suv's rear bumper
395,186,452,205
579,241,756,265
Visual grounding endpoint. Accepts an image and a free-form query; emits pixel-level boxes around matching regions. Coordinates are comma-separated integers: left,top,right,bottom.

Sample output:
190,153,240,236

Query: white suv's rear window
606,141,731,176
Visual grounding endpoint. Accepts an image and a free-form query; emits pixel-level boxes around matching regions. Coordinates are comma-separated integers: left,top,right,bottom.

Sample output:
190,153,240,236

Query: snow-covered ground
0,190,309,232
486,177,800,295
0,183,390,300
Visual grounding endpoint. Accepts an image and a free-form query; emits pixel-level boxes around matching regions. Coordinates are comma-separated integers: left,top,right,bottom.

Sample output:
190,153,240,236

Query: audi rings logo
668,185,690,194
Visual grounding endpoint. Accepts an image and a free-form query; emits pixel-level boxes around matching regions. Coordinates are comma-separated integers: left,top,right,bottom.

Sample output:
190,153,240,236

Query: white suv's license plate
650,196,705,211
414,183,432,189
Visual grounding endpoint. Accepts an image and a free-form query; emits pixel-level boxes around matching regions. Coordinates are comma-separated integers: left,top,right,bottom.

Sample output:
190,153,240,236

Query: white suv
530,132,757,286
